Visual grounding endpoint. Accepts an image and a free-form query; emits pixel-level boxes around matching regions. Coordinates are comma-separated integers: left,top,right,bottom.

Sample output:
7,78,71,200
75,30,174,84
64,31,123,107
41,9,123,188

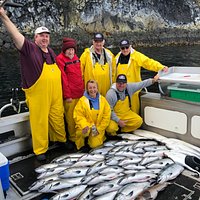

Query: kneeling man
106,74,158,135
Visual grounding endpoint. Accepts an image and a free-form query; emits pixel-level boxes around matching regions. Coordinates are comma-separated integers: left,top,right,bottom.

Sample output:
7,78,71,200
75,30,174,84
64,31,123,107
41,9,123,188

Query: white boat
0,67,200,199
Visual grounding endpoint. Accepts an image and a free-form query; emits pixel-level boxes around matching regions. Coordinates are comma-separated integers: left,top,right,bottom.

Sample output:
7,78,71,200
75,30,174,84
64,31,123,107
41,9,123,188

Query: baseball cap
119,39,130,48
93,33,104,41
116,74,127,83
34,26,50,35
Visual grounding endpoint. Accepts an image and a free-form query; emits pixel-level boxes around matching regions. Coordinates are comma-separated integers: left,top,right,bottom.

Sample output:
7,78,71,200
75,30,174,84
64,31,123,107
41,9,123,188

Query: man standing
0,7,67,161
115,39,168,114
80,32,115,96
106,74,159,135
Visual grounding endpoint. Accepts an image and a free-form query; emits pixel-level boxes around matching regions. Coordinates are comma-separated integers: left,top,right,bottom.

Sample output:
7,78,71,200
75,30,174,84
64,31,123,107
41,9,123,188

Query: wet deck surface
8,146,200,200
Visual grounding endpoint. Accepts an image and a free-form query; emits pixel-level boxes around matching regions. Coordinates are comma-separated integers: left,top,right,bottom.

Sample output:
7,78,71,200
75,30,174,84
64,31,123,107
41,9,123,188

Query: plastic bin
168,83,200,102
0,152,10,191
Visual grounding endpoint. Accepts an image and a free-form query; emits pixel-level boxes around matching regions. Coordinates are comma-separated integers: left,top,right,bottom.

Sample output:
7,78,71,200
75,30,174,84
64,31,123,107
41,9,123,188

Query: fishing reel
0,0,23,8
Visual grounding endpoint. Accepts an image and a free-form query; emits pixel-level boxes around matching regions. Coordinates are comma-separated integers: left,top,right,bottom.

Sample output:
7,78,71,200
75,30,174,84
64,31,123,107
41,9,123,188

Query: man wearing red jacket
56,38,84,148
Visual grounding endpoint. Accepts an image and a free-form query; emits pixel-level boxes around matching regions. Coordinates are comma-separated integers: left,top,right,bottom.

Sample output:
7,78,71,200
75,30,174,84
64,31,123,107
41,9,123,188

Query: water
0,44,200,113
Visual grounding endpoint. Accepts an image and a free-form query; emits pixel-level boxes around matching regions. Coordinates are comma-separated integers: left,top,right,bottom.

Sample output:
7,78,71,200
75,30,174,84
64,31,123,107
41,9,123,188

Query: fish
165,138,200,154
90,146,113,155
55,157,78,166
119,144,135,152
99,166,124,174
49,185,87,200
140,156,162,166
134,129,168,142
107,146,124,154
164,140,200,159
87,172,124,185
146,158,174,169
77,187,94,200
115,181,152,200
80,173,99,184
133,141,159,148
133,147,146,154
103,140,119,147
29,174,59,191
118,172,157,185
118,133,146,141
93,190,118,200
114,140,138,146
122,163,146,170
37,166,67,179
78,153,104,161
136,182,170,200
123,169,139,175
118,157,142,166
144,145,168,152
86,160,107,175
72,159,98,167
51,153,86,163
143,150,170,158
164,151,200,176
139,168,162,175
157,163,184,184
114,150,143,158
105,156,125,166
59,167,89,178
91,177,122,195
35,163,59,173
38,177,83,192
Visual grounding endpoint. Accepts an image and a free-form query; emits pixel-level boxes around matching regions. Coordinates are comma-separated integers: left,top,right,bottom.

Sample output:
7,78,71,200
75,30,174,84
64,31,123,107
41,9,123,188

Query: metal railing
0,88,27,118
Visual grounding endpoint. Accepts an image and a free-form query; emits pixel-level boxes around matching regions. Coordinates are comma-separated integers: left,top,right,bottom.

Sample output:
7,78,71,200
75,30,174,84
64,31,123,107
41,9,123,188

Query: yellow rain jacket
80,47,115,96
73,95,111,150
23,62,66,155
115,48,164,114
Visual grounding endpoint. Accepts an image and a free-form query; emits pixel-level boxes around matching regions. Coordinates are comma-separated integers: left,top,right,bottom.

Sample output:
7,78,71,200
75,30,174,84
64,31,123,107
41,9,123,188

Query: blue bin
0,152,10,191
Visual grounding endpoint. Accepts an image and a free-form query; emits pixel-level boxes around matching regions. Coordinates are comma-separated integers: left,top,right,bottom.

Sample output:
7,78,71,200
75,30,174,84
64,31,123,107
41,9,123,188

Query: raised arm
0,6,24,50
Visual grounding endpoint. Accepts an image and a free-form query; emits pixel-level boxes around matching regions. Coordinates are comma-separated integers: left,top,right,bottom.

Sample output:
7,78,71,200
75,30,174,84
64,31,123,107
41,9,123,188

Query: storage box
0,152,10,191
168,83,200,102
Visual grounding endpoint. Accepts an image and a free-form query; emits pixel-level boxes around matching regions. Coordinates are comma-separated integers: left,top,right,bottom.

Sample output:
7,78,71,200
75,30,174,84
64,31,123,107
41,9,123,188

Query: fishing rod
0,0,23,8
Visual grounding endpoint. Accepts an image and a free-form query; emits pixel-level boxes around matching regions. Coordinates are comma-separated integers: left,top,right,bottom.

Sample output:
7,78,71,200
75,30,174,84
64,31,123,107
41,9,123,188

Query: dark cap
119,39,130,48
93,33,104,41
116,74,127,83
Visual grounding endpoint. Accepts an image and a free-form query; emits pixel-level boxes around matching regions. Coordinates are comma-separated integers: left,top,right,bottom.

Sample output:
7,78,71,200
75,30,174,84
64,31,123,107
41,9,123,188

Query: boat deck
4,145,200,200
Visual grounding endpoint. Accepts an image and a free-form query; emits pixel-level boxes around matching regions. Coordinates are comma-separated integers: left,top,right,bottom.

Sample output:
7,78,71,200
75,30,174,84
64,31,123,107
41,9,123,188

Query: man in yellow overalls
106,74,159,135
115,39,168,114
0,7,66,161
80,33,116,96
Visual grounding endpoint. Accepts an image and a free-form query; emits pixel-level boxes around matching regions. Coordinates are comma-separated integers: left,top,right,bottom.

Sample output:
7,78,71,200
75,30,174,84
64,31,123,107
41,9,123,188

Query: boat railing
0,88,27,118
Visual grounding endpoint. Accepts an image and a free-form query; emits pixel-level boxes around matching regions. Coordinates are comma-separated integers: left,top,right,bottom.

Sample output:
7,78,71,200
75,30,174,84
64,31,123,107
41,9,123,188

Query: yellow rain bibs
23,62,66,155
106,95,143,135
64,98,79,142
88,109,106,148
92,62,110,96
75,108,106,150
116,63,140,114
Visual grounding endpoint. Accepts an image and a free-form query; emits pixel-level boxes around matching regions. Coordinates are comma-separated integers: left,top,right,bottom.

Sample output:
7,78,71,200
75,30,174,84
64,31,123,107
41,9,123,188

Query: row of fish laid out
29,129,200,200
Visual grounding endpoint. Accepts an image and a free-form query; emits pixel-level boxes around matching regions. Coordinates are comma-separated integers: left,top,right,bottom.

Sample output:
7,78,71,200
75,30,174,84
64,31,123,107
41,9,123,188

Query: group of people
0,6,167,161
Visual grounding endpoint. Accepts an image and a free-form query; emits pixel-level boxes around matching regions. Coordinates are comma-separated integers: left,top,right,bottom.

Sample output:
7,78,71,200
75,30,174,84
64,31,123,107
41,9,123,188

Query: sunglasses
120,46,129,50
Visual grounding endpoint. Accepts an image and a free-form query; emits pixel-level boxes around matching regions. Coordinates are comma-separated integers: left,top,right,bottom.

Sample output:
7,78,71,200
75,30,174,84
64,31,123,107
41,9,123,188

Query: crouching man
106,74,159,135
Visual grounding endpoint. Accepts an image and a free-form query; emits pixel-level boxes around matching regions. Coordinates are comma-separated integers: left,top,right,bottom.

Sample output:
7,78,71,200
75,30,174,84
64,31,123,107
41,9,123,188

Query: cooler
0,152,10,191
167,83,200,102
158,66,200,100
